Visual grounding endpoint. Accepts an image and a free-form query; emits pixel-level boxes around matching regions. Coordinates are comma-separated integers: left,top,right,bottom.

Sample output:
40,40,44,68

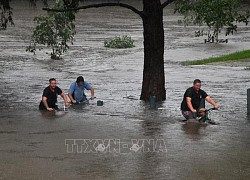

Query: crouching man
181,79,219,122
68,76,95,104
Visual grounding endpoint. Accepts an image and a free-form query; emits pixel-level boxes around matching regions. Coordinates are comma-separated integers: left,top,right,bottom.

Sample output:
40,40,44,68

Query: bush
104,35,135,49
26,0,76,59
245,66,250,70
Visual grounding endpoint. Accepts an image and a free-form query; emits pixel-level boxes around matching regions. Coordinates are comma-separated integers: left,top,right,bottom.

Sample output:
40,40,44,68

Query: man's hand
191,109,197,113
72,100,77,104
47,107,54,111
198,108,206,116
65,102,70,107
214,104,219,109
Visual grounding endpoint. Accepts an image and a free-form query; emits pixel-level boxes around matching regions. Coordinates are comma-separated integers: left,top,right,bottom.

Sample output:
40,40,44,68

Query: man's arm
68,83,76,104
85,82,95,98
205,96,219,109
60,93,69,106
68,93,76,104
186,97,196,112
42,96,53,111
90,87,95,98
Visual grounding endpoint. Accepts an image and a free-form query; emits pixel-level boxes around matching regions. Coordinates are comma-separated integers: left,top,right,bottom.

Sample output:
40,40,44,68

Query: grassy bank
182,50,250,66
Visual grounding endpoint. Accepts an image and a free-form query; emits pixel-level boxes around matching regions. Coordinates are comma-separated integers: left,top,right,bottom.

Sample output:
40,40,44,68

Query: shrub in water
104,35,135,49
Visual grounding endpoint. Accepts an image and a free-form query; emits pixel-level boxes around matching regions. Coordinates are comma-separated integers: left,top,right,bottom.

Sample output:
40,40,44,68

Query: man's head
193,79,201,92
49,78,57,89
76,76,84,86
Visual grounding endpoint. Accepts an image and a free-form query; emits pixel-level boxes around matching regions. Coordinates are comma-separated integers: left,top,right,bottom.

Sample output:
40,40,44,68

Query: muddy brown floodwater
0,1,250,180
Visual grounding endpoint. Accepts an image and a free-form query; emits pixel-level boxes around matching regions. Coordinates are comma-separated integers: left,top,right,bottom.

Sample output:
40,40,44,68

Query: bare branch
29,0,48,7
161,0,176,9
43,3,143,18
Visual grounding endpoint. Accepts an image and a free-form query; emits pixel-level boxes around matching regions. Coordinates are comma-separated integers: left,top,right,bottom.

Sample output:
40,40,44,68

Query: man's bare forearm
68,93,74,102
91,87,95,97
61,93,68,103
186,97,195,112
42,99,49,109
187,101,195,112
206,96,218,108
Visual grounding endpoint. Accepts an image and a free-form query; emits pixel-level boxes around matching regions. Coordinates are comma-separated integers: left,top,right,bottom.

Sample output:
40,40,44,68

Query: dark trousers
182,99,205,120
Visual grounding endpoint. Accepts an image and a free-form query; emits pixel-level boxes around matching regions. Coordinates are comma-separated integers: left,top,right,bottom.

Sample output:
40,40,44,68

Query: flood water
0,1,250,179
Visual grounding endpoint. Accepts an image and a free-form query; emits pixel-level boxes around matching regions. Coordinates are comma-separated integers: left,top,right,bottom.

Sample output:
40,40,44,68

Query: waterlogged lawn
182,50,250,66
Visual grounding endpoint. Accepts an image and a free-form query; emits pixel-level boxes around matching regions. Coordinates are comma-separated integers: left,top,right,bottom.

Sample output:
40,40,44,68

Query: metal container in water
248,88,250,115
97,100,104,106
149,96,157,109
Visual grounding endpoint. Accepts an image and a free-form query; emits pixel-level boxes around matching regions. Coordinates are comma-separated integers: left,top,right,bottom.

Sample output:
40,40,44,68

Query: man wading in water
181,79,219,122
39,78,69,111
68,76,95,104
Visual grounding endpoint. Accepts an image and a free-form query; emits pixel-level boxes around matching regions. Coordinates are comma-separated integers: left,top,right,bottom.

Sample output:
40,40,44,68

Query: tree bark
140,0,166,101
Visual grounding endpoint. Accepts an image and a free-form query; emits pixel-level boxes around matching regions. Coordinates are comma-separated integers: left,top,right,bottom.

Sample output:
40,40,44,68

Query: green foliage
26,0,76,59
104,35,135,49
175,0,250,42
182,50,250,65
0,0,50,30
0,1,14,30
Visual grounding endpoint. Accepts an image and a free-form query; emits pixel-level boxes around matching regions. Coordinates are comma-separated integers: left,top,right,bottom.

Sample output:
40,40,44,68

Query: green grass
182,50,250,66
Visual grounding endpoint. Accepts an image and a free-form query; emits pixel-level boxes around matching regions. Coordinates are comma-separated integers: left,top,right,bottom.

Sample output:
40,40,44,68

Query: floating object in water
88,98,96,105
97,100,103,106
158,107,167,110
248,88,250,115
149,96,157,109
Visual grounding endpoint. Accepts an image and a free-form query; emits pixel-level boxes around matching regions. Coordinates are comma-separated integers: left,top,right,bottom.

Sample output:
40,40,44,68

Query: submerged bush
245,66,250,70
104,35,135,49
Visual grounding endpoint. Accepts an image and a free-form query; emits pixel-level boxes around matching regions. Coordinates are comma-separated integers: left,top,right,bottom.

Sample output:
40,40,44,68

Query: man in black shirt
181,79,219,122
39,78,69,111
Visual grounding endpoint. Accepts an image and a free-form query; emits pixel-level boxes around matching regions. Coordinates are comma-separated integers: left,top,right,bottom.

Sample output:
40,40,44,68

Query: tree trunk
140,0,166,102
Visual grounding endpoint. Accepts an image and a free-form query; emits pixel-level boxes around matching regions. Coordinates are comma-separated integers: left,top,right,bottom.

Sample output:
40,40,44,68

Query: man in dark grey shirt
181,79,219,122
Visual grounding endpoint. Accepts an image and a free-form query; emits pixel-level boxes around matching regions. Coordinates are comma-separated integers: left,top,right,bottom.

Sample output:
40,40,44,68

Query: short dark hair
76,76,84,83
193,79,201,84
49,78,56,83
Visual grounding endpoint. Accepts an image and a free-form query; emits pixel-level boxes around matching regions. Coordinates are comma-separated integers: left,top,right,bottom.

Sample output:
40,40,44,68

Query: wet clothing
68,81,91,103
39,86,62,110
182,99,205,120
181,87,208,120
181,87,208,111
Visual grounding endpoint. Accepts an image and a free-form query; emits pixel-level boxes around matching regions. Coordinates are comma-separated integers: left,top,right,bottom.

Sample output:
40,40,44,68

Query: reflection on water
40,110,68,120
0,1,250,179
182,122,207,135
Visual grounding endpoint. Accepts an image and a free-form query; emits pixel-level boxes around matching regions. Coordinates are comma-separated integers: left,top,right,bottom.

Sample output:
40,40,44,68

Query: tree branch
43,3,143,18
161,0,176,9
